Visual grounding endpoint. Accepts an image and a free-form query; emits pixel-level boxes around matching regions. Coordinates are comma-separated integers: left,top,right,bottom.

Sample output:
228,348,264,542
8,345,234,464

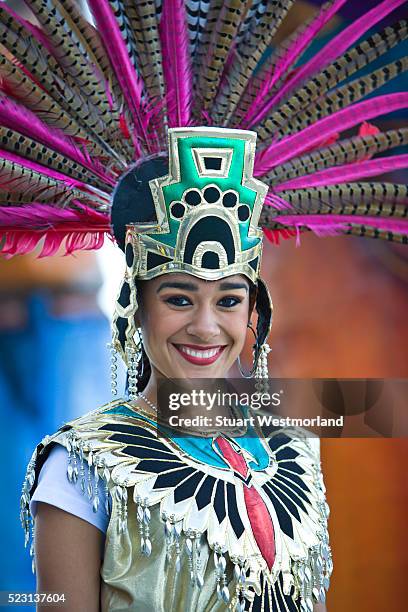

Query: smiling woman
7,1,407,611
22,127,331,612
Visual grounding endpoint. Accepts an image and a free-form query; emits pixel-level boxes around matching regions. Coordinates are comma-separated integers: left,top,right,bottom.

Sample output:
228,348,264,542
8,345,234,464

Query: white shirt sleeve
30,443,110,535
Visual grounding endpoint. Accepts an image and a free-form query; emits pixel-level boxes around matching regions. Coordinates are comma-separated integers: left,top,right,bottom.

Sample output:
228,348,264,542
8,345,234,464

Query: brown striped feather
265,128,408,183
195,0,252,113
256,21,407,142
212,0,295,123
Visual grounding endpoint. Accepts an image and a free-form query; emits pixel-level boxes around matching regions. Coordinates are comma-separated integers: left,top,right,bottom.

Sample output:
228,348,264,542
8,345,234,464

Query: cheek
141,307,185,356
225,310,250,351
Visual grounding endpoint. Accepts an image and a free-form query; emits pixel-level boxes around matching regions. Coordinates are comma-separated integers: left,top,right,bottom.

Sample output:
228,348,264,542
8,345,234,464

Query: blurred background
0,1,406,611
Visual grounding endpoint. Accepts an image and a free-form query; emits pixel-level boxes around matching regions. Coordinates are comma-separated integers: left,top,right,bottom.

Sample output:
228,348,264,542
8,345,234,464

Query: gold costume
22,400,332,611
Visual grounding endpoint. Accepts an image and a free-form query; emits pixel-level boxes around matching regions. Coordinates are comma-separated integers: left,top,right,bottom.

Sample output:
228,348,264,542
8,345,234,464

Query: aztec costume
0,0,403,610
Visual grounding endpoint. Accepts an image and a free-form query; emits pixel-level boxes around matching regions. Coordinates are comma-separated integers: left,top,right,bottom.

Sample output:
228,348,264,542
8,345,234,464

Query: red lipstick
172,344,226,365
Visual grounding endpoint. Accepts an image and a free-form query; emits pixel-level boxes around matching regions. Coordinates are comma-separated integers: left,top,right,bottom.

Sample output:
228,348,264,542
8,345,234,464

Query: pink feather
159,0,193,127
274,154,408,191
0,96,116,186
0,230,106,258
242,0,347,127
249,0,407,127
264,192,294,210
0,202,110,227
254,93,408,175
87,0,154,153
0,202,111,257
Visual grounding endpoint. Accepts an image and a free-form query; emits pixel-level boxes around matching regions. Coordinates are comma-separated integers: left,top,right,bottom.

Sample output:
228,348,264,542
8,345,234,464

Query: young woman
21,127,333,611
1,1,405,611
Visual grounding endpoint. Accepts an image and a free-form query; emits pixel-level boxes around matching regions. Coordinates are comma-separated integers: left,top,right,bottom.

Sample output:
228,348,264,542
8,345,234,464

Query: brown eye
165,295,192,307
218,296,242,308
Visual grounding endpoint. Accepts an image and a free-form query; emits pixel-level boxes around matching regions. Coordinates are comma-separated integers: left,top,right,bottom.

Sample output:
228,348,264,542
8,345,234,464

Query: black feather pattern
0,157,86,205
0,126,112,190
185,0,211,58
212,0,295,123
234,9,330,125
0,10,126,164
196,0,253,112
123,0,165,104
256,20,408,142
25,0,114,118
273,57,408,139
265,128,408,184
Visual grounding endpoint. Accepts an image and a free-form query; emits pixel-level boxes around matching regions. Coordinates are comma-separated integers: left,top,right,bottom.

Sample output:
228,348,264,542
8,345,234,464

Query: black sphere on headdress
111,157,168,252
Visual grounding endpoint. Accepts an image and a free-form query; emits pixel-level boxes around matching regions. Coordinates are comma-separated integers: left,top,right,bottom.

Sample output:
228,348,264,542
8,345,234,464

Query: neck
138,371,241,422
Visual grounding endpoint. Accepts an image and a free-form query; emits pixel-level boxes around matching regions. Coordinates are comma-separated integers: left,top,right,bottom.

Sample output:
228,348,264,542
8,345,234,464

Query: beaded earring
126,328,144,401
237,322,271,379
254,342,272,379
254,342,272,395
108,342,118,397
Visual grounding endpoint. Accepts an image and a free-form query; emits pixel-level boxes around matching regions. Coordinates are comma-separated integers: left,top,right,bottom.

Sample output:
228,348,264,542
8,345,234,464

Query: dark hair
134,280,151,393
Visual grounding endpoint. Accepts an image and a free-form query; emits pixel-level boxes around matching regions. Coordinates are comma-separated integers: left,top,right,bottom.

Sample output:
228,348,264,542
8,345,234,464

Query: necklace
138,392,157,413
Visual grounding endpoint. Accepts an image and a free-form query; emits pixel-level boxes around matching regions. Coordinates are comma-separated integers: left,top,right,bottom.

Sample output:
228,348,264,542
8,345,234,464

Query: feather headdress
10,5,407,610
0,0,406,256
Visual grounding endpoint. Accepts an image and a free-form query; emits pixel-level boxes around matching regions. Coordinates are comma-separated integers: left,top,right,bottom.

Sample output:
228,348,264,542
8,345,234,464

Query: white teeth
178,346,220,359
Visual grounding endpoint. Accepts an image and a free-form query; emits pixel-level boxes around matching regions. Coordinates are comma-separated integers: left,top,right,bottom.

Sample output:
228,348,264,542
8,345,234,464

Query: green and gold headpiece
111,127,272,365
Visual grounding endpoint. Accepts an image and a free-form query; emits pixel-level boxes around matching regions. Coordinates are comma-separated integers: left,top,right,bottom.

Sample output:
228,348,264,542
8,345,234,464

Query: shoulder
22,398,166,507
30,399,134,456
29,443,110,536
21,400,127,531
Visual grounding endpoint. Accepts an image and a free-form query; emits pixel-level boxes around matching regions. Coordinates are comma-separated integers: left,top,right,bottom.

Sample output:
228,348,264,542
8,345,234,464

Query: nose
186,302,221,342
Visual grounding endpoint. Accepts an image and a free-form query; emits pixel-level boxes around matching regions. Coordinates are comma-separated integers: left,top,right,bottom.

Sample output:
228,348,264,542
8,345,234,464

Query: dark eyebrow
157,280,248,293
157,281,199,292
219,282,248,292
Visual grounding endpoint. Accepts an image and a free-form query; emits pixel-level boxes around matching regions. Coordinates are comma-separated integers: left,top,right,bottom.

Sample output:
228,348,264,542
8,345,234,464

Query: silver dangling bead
92,460,100,513
214,545,230,604
87,450,94,500
30,518,36,574
232,556,246,611
194,532,204,589
79,441,86,494
71,442,78,484
184,529,204,588
116,483,128,534
185,530,195,586
121,483,128,534
142,501,151,555
135,328,144,380
103,462,111,515
254,343,271,379
66,437,74,484
174,519,182,572
162,511,175,561
254,343,271,395
107,342,118,397
136,495,151,555
126,346,138,401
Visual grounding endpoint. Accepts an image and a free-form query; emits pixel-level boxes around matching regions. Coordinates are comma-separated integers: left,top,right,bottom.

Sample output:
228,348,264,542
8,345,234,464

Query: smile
173,344,226,365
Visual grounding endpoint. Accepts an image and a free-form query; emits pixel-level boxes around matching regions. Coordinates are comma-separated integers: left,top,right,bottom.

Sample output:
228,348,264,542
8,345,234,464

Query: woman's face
137,273,254,380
